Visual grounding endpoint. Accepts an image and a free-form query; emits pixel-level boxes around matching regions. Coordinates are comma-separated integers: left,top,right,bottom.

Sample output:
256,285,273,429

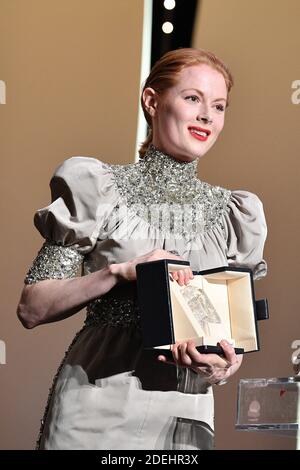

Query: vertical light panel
0,80,6,104
135,0,153,161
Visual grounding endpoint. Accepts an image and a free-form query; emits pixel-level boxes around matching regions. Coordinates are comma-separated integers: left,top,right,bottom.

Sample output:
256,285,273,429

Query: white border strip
297,381,300,449
135,0,153,162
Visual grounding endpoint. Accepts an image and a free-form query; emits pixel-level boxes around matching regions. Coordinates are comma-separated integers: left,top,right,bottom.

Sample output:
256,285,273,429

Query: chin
195,144,213,160
174,151,197,162
188,136,215,160
183,142,211,160
185,146,208,161
196,148,210,159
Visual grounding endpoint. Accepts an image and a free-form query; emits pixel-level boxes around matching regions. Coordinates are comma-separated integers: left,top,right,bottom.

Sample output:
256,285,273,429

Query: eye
185,95,200,103
215,103,225,112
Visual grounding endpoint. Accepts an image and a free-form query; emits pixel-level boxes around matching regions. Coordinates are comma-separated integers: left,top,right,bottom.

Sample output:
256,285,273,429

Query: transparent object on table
236,376,300,435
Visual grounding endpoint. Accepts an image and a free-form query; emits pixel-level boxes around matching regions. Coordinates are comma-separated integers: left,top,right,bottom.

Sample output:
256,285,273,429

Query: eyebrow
181,88,227,103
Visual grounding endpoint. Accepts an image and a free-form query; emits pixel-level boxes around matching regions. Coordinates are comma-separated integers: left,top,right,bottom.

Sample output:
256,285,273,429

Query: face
143,64,228,162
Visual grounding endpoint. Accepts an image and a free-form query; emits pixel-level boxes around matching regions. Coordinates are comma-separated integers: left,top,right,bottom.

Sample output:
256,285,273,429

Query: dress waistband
85,282,141,329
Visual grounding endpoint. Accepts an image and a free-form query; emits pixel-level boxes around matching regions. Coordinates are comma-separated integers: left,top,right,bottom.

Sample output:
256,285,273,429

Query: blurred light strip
164,0,176,10
135,0,153,162
0,80,6,104
162,21,174,34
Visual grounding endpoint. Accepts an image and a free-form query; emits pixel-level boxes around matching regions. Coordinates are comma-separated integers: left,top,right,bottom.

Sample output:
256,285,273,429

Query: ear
142,87,159,117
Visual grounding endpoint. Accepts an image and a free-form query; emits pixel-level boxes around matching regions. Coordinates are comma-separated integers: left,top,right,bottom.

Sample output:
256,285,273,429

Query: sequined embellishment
110,144,231,239
24,241,84,284
85,294,141,329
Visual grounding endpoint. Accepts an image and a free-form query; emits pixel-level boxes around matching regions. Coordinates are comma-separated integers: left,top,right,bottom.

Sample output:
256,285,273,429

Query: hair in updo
139,48,234,158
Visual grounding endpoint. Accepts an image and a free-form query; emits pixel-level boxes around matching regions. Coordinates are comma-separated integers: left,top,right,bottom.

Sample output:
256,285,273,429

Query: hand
158,339,243,385
110,249,193,284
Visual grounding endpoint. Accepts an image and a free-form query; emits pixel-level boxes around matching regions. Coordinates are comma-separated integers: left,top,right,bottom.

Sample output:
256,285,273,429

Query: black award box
136,259,269,356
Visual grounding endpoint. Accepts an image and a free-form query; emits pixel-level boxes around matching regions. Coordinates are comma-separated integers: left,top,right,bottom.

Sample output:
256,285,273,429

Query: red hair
139,48,234,157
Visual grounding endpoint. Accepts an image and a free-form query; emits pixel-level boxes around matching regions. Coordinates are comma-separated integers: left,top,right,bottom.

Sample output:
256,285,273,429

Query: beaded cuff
24,241,84,284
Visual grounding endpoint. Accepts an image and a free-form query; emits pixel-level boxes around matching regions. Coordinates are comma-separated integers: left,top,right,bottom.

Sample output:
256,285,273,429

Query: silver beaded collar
141,144,199,193
110,144,231,238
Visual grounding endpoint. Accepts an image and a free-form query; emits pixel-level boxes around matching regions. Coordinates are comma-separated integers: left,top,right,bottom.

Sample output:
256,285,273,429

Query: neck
141,144,198,179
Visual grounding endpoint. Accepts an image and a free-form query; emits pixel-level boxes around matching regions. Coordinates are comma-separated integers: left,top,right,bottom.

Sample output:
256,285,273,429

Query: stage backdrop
0,0,299,450
0,0,144,450
193,0,300,450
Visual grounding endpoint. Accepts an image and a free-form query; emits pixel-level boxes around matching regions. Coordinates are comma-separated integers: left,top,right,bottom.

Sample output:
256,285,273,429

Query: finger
185,341,224,369
219,340,237,366
171,271,179,281
157,354,176,366
227,354,243,375
176,270,186,286
190,365,213,376
178,342,193,366
186,347,230,370
183,268,191,285
185,341,205,364
171,342,180,362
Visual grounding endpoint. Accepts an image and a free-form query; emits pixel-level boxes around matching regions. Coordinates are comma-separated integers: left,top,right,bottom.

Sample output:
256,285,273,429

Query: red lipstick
188,126,211,142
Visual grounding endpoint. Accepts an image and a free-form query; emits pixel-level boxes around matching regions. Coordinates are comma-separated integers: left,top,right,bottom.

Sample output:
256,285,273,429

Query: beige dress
25,145,267,450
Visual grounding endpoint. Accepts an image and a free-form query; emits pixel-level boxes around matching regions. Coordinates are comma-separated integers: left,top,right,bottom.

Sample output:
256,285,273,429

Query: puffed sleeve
24,156,114,284
222,190,267,280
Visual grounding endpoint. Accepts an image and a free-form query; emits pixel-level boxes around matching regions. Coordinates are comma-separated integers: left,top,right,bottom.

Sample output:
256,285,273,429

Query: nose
197,105,213,125
198,114,213,125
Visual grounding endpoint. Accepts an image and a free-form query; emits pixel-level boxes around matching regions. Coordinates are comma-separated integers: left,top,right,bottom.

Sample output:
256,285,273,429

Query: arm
20,158,192,329
17,265,119,329
17,249,193,329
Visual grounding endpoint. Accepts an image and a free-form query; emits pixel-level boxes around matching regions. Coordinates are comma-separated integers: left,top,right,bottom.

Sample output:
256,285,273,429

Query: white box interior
156,264,258,353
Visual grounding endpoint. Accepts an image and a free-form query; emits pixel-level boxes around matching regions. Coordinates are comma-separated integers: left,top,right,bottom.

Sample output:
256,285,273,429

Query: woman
17,48,267,450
